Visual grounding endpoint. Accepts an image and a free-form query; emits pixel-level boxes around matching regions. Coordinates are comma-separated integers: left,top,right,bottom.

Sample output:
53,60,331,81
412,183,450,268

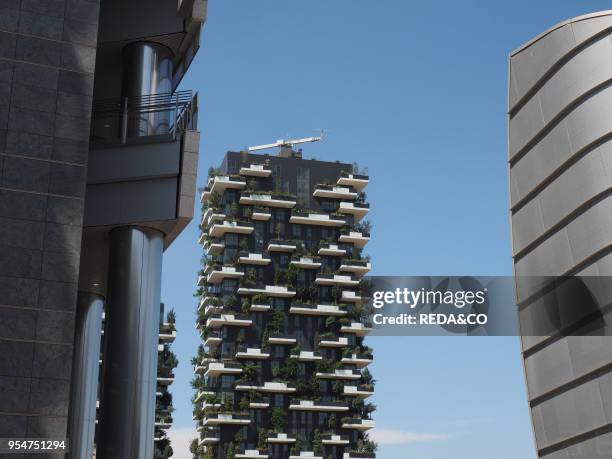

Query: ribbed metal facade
508,11,612,459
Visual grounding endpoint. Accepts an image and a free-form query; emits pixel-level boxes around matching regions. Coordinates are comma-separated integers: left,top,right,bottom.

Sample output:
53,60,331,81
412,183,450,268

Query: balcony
236,449,269,459
240,192,297,208
250,300,271,312
318,243,346,256
338,231,370,248
249,396,270,409
239,163,272,177
318,335,348,348
268,334,297,345
343,384,374,398
159,327,176,342
234,381,297,393
267,239,298,252
238,285,296,298
338,201,369,221
209,220,254,237
206,314,252,328
321,434,349,445
343,453,376,459
204,175,246,196
289,399,349,412
251,209,272,221
290,256,322,269
235,346,270,360
157,374,175,385
290,350,323,362
205,265,244,284
315,273,359,287
339,260,371,276
289,452,323,459
155,418,172,429
289,303,346,316
204,331,222,348
289,210,346,227
341,353,373,368
266,432,296,444
316,369,361,380
340,322,372,337
337,172,369,191
194,390,216,403
202,238,225,254
341,291,365,303
198,294,221,312
201,208,226,228
199,428,220,445
238,252,271,265
313,184,357,200
204,361,243,377
341,418,375,430
202,413,250,426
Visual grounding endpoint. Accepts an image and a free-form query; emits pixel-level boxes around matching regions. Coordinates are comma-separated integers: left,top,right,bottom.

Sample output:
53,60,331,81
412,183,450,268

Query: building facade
192,146,376,459
508,11,612,459
0,1,206,458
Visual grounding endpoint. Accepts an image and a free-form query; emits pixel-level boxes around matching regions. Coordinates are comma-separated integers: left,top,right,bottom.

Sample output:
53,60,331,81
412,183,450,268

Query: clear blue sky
161,1,612,458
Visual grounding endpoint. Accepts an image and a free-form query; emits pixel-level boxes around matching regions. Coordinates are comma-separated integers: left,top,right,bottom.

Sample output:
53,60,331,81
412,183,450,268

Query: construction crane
248,134,323,152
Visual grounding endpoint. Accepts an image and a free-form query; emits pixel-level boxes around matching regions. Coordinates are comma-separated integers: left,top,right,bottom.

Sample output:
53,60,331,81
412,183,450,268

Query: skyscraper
0,1,206,457
508,11,612,459
192,142,376,459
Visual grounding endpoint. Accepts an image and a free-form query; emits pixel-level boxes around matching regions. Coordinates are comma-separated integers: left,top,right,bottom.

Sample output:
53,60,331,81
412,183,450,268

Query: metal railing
90,90,197,145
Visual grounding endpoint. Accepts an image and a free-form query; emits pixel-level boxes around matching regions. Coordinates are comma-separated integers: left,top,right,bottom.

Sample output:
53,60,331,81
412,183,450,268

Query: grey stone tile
65,0,99,24
0,58,14,82
0,81,10,109
0,306,36,340
18,11,63,40
0,376,30,413
0,31,17,59
57,70,93,96
31,343,71,379
0,216,44,250
28,378,69,416
0,0,21,9
5,130,53,159
50,136,87,164
20,0,65,18
55,91,92,118
0,189,46,220
15,36,61,67
26,415,67,437
43,223,81,254
0,8,19,33
48,163,86,197
35,310,74,344
41,250,79,283
8,107,55,137
45,196,82,226
53,114,90,142
11,84,57,114
62,18,97,46
37,281,76,311
60,42,95,73
0,340,34,377
0,414,27,437
0,245,42,278
2,155,50,192
0,276,39,307
13,62,58,90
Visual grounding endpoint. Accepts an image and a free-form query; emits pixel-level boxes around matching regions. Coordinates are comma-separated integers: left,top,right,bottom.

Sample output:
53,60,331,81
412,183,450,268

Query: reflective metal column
97,227,163,459
68,292,104,459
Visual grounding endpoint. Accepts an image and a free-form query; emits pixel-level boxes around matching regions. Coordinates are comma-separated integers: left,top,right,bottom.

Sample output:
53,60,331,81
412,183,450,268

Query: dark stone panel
57,70,93,96
0,81,9,108
0,414,27,437
48,162,86,197
45,196,82,226
8,107,55,137
15,36,62,67
5,131,54,159
0,128,5,152
0,245,42,279
62,18,97,46
60,42,95,73
0,276,39,307
18,11,63,40
0,189,46,221
31,343,71,379
0,31,17,59
51,136,87,164
0,340,34,377
0,306,36,340
35,310,74,344
20,0,65,19
0,375,31,413
26,414,67,437
55,91,92,119
53,114,90,142
13,62,58,90
65,0,99,24
28,377,69,416
43,223,81,255
0,216,44,250
11,84,58,114
37,281,76,311
40,249,79,283
0,58,14,83
1,155,50,192
0,7,19,32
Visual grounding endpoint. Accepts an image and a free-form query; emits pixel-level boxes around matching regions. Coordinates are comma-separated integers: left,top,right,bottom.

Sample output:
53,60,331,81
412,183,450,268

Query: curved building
508,11,612,459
